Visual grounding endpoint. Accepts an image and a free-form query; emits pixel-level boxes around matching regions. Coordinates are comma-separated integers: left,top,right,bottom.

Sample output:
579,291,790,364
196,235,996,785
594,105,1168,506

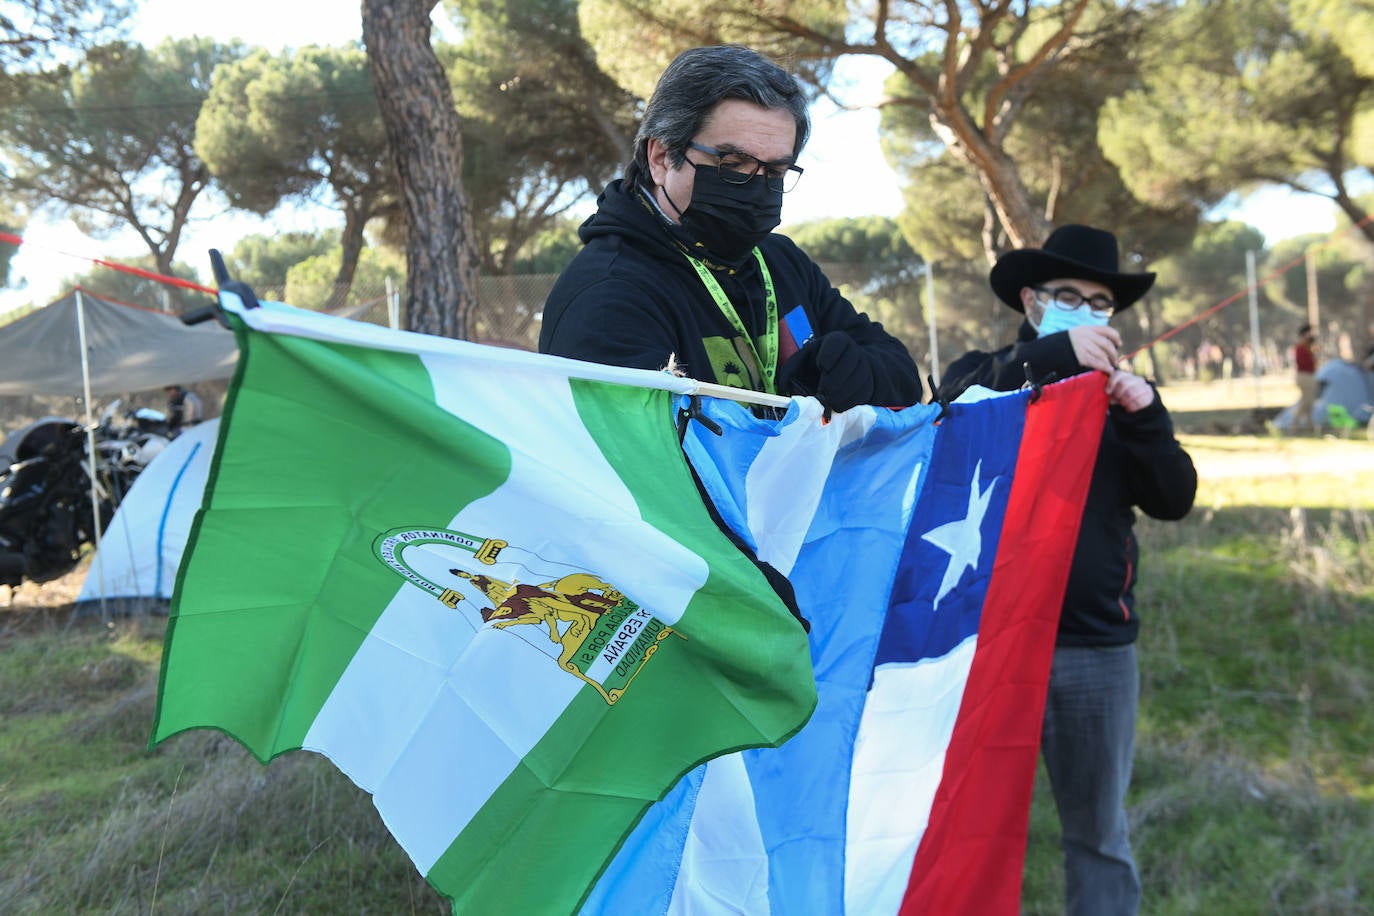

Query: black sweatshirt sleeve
1114,389,1197,521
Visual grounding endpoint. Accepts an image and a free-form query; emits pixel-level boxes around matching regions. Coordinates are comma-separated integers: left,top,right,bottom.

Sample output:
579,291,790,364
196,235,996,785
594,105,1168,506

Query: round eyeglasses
687,142,804,193
1032,285,1116,318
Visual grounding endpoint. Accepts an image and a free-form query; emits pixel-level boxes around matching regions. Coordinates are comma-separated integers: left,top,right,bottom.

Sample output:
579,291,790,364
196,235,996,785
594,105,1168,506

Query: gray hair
626,45,810,190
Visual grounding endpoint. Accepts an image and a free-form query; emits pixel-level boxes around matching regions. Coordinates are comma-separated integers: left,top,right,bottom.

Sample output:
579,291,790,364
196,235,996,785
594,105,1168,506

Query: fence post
925,264,940,389
1305,248,1320,330
385,275,400,330
1246,250,1262,410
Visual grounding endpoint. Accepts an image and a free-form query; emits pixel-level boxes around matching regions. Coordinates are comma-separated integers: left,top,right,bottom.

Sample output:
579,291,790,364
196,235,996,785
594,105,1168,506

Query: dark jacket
937,320,1196,646
539,179,923,406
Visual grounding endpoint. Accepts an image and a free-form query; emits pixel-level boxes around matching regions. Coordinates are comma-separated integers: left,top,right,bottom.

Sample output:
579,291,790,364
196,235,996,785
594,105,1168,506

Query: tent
0,288,234,610
1316,359,1374,424
77,418,218,609
0,288,237,397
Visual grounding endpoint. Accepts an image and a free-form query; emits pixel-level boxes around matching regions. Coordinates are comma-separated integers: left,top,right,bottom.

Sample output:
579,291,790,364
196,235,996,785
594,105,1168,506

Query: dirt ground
1,556,97,633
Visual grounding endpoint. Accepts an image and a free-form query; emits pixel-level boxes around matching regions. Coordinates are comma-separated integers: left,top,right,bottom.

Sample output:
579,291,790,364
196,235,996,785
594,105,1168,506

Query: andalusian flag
150,295,816,912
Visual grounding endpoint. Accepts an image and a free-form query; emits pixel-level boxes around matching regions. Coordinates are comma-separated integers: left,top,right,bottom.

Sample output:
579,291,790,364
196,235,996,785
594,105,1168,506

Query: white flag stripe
427,350,709,625
370,662,527,873
668,753,771,916
742,398,850,577
300,584,474,780
844,638,977,915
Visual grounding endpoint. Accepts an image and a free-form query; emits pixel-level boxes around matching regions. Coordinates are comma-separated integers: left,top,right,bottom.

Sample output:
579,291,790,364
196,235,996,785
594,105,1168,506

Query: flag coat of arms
150,295,816,913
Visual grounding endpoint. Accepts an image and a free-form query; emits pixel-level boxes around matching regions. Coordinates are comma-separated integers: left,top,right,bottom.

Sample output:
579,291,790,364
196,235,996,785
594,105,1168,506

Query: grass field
2,380,1372,914
1022,457,1374,914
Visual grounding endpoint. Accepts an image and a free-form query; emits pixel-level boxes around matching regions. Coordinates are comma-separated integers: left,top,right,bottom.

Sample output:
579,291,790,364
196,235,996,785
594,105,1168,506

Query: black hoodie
539,179,923,407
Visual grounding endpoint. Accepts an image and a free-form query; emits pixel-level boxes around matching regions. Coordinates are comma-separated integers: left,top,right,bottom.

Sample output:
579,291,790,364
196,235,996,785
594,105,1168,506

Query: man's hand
1105,369,1156,413
1066,325,1122,374
810,333,876,413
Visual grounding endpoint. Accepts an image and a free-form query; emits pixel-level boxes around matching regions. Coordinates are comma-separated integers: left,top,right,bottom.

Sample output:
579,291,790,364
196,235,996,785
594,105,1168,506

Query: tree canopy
196,44,395,309
1099,0,1374,353
5,0,1372,361
283,244,405,312
223,230,341,295
0,0,129,77
1100,0,1374,241
441,0,639,274
579,0,1145,255
0,37,244,309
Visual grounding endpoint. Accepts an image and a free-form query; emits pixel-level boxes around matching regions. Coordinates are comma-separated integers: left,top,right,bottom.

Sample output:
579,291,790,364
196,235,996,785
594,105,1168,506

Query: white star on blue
920,460,999,609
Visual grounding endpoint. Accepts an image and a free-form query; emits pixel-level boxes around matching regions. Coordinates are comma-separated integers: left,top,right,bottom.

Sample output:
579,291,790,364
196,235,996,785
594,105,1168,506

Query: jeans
1040,643,1141,916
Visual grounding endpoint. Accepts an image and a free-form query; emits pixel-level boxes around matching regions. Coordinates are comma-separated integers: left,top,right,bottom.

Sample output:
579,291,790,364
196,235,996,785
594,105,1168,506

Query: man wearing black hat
937,225,1196,915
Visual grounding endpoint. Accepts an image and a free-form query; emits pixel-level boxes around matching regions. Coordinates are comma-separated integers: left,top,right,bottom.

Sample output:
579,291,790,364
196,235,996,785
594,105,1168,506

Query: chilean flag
582,373,1107,915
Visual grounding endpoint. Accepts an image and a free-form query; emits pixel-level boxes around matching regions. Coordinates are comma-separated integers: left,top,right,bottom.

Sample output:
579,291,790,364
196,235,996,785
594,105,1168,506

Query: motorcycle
0,417,116,587
0,401,179,589
92,400,174,500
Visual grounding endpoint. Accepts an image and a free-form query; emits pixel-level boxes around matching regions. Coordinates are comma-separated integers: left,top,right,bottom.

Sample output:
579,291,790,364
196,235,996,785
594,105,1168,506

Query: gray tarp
0,288,237,397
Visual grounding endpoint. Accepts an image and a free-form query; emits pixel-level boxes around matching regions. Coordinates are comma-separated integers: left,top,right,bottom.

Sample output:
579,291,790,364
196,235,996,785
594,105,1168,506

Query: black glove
778,332,875,413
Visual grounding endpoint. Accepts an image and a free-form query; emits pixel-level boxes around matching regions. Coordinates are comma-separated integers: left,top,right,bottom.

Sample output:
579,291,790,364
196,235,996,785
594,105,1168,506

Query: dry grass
1158,373,1299,412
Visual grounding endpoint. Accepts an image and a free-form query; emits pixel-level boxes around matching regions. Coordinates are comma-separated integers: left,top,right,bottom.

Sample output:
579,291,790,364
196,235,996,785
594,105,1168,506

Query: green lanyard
685,249,779,393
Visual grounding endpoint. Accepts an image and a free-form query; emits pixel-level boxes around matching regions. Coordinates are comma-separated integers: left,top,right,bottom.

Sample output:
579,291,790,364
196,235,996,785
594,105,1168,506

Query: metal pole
925,264,940,389
74,290,107,619
386,275,400,330
1306,248,1320,330
1246,250,1262,410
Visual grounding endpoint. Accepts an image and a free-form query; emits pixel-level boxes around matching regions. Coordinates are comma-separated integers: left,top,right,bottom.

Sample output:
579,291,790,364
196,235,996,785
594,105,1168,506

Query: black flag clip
677,394,724,443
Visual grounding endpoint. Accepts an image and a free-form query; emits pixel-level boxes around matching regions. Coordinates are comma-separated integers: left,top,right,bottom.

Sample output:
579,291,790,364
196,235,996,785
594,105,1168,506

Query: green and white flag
151,294,816,912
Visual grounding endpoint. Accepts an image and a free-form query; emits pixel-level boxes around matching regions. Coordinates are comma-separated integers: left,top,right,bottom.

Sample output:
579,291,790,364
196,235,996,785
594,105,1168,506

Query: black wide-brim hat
990,224,1156,313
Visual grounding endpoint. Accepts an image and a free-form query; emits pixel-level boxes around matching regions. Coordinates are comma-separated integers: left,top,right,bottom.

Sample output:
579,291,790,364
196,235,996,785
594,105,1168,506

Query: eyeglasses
687,142,804,193
1032,285,1116,318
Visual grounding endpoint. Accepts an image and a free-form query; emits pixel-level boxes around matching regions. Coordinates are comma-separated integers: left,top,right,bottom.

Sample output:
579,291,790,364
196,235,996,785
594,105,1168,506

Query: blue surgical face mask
1036,301,1111,338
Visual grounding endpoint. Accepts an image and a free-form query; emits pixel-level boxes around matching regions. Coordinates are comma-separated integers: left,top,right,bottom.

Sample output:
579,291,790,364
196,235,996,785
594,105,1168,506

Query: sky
0,0,1342,313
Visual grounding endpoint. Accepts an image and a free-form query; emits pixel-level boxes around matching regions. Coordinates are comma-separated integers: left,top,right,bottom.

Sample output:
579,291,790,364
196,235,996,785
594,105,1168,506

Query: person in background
1291,324,1319,434
164,384,203,433
538,45,923,414
936,224,1197,916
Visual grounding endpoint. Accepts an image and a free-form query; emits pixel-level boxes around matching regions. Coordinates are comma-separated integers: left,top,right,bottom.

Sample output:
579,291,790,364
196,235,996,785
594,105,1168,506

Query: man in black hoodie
936,225,1196,916
539,45,923,413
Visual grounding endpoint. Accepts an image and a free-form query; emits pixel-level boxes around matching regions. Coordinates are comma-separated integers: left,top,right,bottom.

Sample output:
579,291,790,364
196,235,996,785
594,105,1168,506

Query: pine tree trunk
327,196,373,313
361,0,480,339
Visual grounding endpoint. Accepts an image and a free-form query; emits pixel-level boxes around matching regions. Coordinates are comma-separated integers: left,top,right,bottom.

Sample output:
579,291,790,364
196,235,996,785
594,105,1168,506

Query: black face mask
665,164,784,264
